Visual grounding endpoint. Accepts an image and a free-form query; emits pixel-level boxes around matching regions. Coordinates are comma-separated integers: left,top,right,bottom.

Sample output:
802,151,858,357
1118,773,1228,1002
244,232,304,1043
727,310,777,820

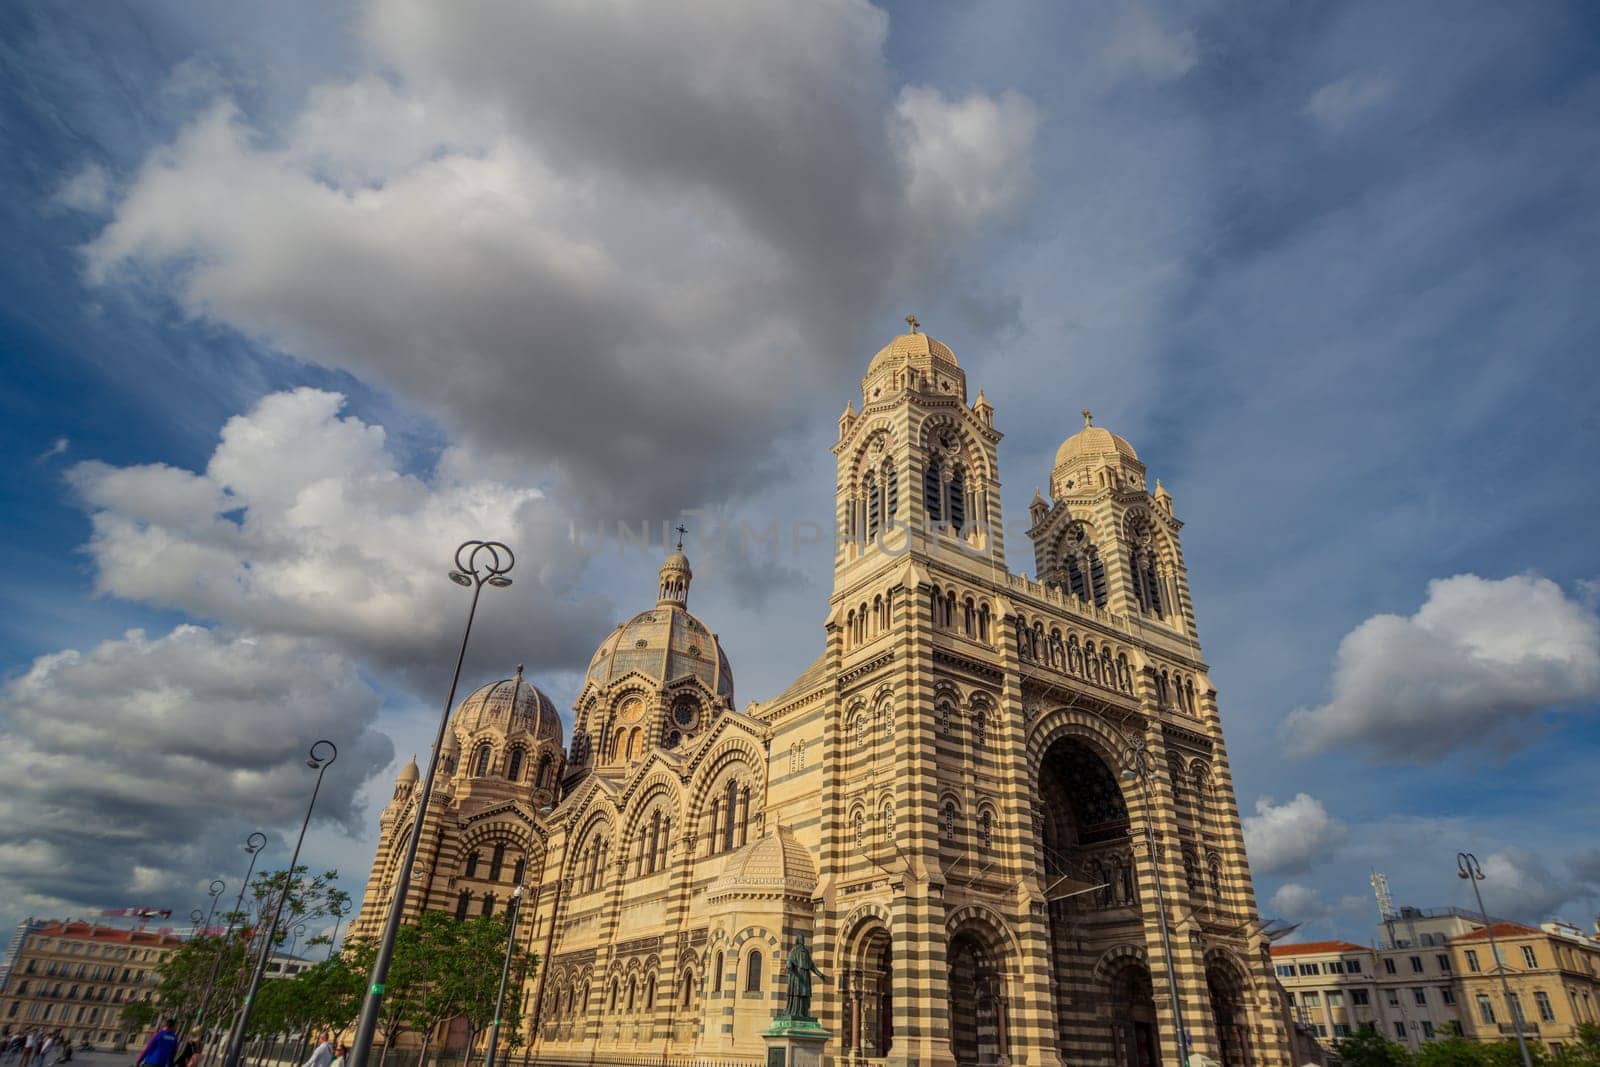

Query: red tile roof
34,921,185,948
1271,940,1370,956
1451,923,1540,942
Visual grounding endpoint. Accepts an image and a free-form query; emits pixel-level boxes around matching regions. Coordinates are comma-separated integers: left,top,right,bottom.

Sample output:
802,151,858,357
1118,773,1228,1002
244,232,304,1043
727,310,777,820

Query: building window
1537,991,1556,1022
1478,995,1496,1024
712,952,723,994
1328,992,1345,1008
1352,990,1370,1006
455,891,470,921
1413,988,1427,1006
1410,956,1424,973
1466,950,1480,972
482,892,496,917
1438,954,1452,972
490,844,506,881
1314,1024,1327,1039
1421,1021,1435,1039
474,746,492,777
1523,946,1539,968
465,850,480,878
1386,990,1400,1007
1327,960,1346,974
1299,964,1318,976
1303,992,1321,1008
1276,965,1294,978
942,802,958,842
1346,958,1363,974
746,951,763,993
1394,1022,1407,1039
1442,989,1456,1005
1384,958,1397,975
1333,1024,1350,1037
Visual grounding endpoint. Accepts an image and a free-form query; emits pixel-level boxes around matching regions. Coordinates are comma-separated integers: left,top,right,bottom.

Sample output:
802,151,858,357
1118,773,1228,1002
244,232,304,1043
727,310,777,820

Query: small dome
866,331,961,378
396,755,419,785
452,675,564,746
708,827,817,900
585,605,734,702
1054,411,1139,469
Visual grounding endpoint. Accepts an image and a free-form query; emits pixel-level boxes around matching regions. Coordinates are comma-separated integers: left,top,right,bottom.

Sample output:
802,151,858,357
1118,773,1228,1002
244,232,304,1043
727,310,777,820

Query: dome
708,827,817,901
395,755,419,785
584,604,734,702
866,330,961,379
1054,410,1139,469
452,674,564,746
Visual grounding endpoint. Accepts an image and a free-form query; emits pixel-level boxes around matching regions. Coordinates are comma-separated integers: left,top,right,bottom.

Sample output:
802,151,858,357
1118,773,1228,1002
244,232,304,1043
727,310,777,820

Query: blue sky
1,0,1598,948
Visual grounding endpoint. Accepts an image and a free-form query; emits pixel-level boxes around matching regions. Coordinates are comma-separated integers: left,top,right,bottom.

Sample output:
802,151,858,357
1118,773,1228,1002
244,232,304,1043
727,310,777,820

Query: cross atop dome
1082,408,1093,428
905,313,920,334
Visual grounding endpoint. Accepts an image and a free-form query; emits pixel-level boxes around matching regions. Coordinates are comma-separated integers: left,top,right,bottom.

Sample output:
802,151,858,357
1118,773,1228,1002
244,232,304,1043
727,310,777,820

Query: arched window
864,471,880,541
723,778,739,853
482,892,496,916
948,465,966,533
882,704,895,741
626,976,636,1012
512,856,526,885
489,843,506,881
963,597,975,635
455,890,470,921
978,602,991,642
881,461,898,527
680,970,695,1007
474,746,492,777
712,952,723,993
979,809,994,848
854,711,868,748
942,801,959,842
465,850,480,878
853,809,866,848
506,748,523,783
745,951,763,993
881,800,895,839
973,710,987,748
608,978,619,1012
924,457,943,523
936,701,952,736
645,973,656,1012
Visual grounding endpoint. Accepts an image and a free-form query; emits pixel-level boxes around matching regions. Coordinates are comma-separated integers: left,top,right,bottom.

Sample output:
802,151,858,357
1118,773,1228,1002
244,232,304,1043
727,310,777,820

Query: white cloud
1476,846,1591,920
1283,574,1600,759
51,162,112,213
1305,72,1394,132
1244,793,1347,876
68,387,613,679
84,1,1039,514
36,436,70,461
1103,3,1198,82
0,624,392,909
1268,883,1369,929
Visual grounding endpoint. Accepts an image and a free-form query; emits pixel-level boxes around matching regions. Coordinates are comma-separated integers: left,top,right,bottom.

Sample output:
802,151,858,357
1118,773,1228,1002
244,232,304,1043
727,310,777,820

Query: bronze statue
781,934,828,1021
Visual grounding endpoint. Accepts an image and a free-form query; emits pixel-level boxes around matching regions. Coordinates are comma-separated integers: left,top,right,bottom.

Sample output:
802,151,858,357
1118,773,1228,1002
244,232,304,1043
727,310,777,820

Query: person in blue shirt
134,1021,179,1067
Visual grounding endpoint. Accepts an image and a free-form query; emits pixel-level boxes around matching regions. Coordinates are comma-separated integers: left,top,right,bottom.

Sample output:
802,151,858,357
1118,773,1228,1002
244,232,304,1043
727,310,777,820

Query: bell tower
831,316,1004,591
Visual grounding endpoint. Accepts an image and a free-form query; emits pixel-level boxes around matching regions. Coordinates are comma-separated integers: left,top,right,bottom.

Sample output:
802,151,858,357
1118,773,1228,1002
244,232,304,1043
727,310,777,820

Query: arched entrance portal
1106,959,1159,1067
842,920,892,1060
948,930,1008,1067
1208,960,1252,1067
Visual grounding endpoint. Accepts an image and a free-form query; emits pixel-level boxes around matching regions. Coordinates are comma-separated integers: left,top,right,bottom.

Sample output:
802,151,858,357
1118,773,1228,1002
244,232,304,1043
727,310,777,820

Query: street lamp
485,883,526,1067
286,922,309,962
1458,852,1533,1067
1122,736,1189,1067
197,834,267,1067
349,540,515,1067
325,898,350,961
222,740,339,1067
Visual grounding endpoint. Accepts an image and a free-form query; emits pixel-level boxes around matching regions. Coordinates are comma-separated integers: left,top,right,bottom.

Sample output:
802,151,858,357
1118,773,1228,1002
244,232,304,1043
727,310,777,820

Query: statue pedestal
763,1018,831,1067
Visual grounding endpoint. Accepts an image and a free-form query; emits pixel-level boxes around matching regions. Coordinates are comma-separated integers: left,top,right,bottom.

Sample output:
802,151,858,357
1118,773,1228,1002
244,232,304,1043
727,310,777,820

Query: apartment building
0,920,184,1048
1450,921,1600,1055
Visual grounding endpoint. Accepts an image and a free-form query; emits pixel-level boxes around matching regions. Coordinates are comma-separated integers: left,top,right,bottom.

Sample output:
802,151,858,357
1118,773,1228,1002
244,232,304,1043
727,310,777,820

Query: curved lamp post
349,541,514,1067
1122,736,1188,1067
222,741,338,1067
484,883,525,1067
1458,852,1533,1067
197,834,266,1067
325,898,350,961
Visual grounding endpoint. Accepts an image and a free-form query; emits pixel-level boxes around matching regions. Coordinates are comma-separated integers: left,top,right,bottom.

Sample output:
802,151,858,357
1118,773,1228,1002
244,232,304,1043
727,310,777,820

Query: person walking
33,1034,50,1067
20,1030,37,1067
328,1044,347,1067
300,1033,333,1067
134,1020,179,1067
171,1031,200,1067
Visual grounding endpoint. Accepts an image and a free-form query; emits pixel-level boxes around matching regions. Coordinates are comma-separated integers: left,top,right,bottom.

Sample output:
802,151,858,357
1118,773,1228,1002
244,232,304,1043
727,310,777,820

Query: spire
658,529,693,608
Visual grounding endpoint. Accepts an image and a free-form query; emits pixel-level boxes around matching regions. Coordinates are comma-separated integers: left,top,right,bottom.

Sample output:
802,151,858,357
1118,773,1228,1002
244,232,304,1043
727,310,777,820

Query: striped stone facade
351,326,1287,1067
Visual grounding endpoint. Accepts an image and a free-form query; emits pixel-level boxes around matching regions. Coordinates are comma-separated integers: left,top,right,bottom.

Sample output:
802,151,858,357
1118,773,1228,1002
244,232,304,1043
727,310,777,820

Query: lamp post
222,740,338,1067
349,540,515,1067
286,922,309,962
197,834,267,1067
485,883,525,1067
1122,736,1188,1067
191,910,207,938
1458,852,1533,1067
326,898,350,961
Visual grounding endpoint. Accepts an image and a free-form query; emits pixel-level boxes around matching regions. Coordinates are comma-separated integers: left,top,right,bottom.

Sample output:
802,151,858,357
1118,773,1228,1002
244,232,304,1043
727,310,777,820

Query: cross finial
905,314,920,334
674,524,687,550
1082,408,1093,428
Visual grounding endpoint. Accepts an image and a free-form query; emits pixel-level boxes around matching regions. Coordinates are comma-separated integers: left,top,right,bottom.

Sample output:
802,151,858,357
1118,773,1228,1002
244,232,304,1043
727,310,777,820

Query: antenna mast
1371,870,1397,922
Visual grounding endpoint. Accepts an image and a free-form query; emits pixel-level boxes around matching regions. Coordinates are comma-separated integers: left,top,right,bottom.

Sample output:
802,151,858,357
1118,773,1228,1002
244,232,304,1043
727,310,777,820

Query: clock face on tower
618,697,645,724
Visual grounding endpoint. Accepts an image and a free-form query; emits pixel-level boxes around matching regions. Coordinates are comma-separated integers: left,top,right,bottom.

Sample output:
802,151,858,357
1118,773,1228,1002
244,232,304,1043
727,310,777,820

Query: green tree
1414,1036,1548,1067
119,1000,158,1038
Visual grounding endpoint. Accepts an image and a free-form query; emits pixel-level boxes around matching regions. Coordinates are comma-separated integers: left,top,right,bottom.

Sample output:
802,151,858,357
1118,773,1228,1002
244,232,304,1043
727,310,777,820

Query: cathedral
351,324,1288,1067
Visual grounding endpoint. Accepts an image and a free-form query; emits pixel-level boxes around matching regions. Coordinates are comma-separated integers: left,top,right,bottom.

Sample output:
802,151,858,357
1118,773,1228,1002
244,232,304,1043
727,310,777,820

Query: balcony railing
1498,1021,1540,1035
